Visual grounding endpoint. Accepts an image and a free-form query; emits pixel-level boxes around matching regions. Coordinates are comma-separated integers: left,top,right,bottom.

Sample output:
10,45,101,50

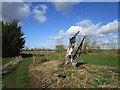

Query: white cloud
76,19,92,27
53,2,79,15
49,19,101,42
48,19,119,50
49,30,65,40
97,34,105,37
2,3,48,24
49,36,62,40
96,39,111,45
33,4,48,24
49,19,118,46
2,2,31,21
66,19,101,36
112,36,118,38
97,20,118,35
97,33,114,37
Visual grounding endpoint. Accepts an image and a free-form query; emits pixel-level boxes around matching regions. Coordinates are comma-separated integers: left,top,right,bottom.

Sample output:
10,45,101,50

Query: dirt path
29,60,60,88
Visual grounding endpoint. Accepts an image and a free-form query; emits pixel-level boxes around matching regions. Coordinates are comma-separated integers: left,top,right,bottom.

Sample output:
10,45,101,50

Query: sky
2,2,119,49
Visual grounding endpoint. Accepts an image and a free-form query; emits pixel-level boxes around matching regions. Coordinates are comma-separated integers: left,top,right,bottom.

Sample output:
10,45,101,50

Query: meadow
2,50,119,88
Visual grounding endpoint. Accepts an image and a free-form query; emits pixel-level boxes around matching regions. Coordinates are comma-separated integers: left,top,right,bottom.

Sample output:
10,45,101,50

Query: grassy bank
2,58,13,65
2,57,33,88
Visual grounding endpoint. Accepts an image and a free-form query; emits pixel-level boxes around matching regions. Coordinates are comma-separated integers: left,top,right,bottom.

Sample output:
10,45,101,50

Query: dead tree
65,31,86,66
72,36,86,65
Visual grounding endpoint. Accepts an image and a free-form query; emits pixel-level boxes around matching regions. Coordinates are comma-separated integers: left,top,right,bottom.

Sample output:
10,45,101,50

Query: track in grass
2,57,33,88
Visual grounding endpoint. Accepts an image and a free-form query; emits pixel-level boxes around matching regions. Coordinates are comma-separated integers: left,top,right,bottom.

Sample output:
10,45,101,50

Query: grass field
22,51,118,67
2,51,119,88
2,57,33,88
79,55,118,67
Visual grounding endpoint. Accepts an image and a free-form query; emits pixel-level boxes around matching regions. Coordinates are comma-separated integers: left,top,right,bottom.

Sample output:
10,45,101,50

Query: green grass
2,58,13,65
2,57,33,88
39,51,65,60
79,55,118,67
31,51,118,67
31,51,65,63
2,51,119,88
24,51,118,67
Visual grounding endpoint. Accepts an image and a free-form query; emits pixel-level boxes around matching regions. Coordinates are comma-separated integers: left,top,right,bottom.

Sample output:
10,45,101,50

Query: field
2,51,120,88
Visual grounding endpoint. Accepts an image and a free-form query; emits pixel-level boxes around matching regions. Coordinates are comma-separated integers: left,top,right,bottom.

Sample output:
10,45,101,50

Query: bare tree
77,36,101,54
55,45,65,53
107,40,118,54
55,39,65,53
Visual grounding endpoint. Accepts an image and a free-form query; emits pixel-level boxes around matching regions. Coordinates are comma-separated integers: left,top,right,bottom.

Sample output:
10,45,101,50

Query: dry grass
2,56,23,74
29,60,119,88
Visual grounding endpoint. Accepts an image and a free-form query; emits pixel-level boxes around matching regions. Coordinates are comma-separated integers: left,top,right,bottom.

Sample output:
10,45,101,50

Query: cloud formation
2,2,31,21
53,2,79,15
67,19,101,36
112,36,118,38
66,19,118,37
2,2,48,24
48,30,65,40
49,19,118,42
33,4,48,24
97,20,118,36
97,33,114,37
76,19,92,27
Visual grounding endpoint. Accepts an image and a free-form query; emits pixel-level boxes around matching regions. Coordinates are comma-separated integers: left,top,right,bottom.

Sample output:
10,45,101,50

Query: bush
2,20,25,57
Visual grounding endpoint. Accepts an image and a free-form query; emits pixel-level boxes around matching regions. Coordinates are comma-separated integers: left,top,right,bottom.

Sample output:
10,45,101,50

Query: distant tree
88,39,101,53
2,20,25,57
107,40,118,54
55,45,65,53
76,36,101,54
54,38,65,53
76,36,90,54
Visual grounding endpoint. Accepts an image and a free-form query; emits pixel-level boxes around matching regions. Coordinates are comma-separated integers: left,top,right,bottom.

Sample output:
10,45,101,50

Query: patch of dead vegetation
29,60,120,88
2,56,23,74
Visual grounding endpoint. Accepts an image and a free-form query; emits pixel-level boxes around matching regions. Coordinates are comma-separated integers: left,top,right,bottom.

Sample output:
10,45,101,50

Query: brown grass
29,60,119,88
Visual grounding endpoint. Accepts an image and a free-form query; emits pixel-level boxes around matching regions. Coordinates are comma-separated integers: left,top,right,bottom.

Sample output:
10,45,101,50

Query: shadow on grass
58,74,67,79
76,62,87,67
20,54,33,58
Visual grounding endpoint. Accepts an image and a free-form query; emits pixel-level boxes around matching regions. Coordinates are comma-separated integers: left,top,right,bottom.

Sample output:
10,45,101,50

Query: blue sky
2,2,118,49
